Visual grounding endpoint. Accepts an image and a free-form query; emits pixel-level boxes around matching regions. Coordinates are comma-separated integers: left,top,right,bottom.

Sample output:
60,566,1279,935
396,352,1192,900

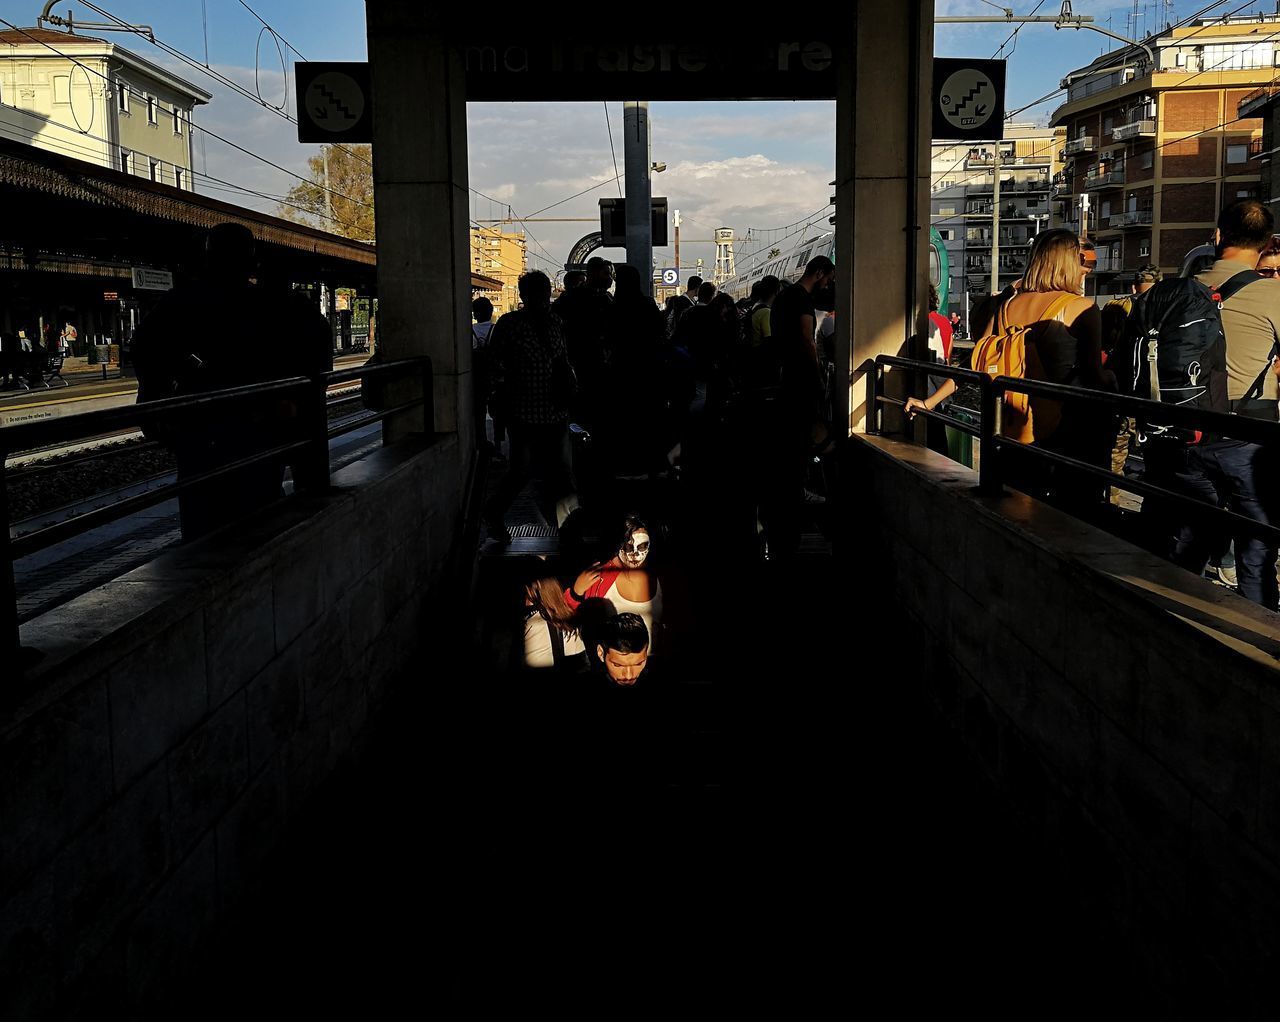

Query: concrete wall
0,434,465,1017
846,434,1280,1014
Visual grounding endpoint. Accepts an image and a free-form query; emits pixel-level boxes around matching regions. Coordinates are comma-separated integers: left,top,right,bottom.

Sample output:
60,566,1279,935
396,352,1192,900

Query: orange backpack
970,292,1077,443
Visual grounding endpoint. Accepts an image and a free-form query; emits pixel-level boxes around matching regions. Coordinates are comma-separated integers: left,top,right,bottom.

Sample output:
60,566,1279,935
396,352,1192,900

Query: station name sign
463,38,838,101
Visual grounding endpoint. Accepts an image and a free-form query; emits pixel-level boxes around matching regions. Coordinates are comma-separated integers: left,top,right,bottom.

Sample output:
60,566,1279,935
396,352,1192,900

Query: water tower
713,227,736,287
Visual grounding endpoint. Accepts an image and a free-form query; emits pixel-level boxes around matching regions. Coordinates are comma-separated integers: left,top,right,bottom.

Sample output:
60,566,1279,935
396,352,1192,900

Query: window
147,96,157,124
1140,149,1154,170
174,167,183,189
149,160,158,182
938,229,953,241
1103,115,1114,133
1139,240,1151,257
1227,144,1249,165
119,148,131,174
173,107,182,135
117,81,129,113
938,206,955,216
53,75,69,104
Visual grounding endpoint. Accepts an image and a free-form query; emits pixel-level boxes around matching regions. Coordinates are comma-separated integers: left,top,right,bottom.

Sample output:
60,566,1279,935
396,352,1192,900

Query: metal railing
1112,119,1155,142
865,354,1280,546
1084,168,1126,189
1109,209,1154,228
2,356,433,660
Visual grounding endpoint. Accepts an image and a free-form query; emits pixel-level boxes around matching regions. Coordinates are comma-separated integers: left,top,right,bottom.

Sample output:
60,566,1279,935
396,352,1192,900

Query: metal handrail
3,356,434,658
866,354,1280,547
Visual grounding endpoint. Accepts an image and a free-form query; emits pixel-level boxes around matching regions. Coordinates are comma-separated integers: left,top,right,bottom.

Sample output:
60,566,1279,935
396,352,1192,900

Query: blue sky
13,2,1221,271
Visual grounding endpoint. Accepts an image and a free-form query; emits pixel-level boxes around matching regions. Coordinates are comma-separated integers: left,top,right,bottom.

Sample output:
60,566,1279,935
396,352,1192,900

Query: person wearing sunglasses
1257,242,1280,278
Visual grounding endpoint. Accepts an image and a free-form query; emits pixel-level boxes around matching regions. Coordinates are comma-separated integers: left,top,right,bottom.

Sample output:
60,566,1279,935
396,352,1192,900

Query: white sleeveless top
523,614,585,668
603,577,663,652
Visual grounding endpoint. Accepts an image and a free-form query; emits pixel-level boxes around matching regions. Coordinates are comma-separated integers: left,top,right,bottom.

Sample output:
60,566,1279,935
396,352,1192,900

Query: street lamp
652,162,666,173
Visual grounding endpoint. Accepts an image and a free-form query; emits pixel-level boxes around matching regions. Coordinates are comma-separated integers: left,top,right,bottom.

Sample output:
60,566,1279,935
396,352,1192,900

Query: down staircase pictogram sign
296,62,373,144
931,58,1006,142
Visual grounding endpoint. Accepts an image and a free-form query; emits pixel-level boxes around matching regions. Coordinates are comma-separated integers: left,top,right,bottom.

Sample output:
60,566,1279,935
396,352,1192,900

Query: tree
279,144,375,241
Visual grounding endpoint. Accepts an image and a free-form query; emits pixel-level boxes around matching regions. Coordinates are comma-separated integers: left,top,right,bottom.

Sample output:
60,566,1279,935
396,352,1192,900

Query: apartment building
0,28,210,190
931,124,1064,322
1051,11,1278,295
470,226,527,314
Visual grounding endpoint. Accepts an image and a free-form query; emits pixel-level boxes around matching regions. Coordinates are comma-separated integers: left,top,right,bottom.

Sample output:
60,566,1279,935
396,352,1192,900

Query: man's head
801,255,836,291
928,283,940,313
586,256,614,290
563,270,587,291
1132,264,1161,294
205,222,256,284
517,270,552,308
697,281,717,304
596,612,650,686
472,297,494,323
686,275,703,296
1215,199,1274,257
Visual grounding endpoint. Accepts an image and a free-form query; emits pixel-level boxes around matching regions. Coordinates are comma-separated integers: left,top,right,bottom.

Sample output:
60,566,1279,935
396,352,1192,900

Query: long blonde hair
527,577,579,637
1021,228,1083,295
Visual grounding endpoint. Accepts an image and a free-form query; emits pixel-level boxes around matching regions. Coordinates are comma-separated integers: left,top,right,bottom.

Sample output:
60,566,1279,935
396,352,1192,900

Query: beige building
1051,11,1279,295
930,124,1064,320
0,27,210,190
470,225,527,313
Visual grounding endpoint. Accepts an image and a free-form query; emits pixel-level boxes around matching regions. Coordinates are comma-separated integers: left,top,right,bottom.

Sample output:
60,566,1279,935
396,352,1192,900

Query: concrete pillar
366,7,472,445
623,101,653,296
838,0,934,435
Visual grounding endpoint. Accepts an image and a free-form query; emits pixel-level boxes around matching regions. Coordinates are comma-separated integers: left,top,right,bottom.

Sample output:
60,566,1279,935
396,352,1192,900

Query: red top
564,565,623,610
928,311,953,361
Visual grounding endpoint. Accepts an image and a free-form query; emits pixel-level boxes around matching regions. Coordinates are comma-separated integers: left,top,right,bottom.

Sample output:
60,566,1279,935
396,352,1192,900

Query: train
722,226,951,309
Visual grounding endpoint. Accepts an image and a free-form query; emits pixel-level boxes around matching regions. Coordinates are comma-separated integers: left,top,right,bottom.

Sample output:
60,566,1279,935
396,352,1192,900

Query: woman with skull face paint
563,514,663,653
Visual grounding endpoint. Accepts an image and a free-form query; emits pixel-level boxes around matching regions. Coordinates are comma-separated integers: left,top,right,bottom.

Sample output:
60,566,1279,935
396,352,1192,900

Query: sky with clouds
21,1,1221,272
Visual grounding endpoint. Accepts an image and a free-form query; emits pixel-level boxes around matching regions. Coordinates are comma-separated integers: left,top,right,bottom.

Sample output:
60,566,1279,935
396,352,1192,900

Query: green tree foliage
279,144,375,241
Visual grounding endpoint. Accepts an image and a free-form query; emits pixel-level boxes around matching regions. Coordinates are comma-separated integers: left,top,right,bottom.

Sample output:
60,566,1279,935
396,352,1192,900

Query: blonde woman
909,229,1113,500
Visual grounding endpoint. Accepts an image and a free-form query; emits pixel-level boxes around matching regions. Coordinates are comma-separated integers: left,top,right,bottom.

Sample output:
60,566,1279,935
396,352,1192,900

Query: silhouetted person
132,222,329,541
484,270,579,544
552,255,613,427
598,265,666,473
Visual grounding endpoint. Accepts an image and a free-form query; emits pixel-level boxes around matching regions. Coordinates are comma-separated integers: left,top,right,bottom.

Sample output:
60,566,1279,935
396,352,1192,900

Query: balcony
1112,119,1155,142
1109,209,1153,228
1052,173,1076,199
1063,136,1096,157
1084,168,1126,190
1251,138,1267,161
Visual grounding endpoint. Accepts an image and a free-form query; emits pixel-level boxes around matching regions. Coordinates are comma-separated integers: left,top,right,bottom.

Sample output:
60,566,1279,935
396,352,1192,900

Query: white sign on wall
131,267,174,291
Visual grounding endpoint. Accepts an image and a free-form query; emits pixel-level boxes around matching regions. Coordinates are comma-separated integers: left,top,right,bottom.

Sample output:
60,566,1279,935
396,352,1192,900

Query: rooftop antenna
36,1,155,42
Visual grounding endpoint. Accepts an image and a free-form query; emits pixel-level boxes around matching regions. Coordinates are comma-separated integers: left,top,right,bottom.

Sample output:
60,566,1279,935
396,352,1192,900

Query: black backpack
1126,271,1259,443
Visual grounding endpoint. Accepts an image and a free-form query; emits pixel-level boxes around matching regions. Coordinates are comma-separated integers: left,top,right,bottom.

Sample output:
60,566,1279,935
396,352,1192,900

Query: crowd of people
909,198,1280,613
473,253,844,687
519,513,661,686
475,254,839,564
